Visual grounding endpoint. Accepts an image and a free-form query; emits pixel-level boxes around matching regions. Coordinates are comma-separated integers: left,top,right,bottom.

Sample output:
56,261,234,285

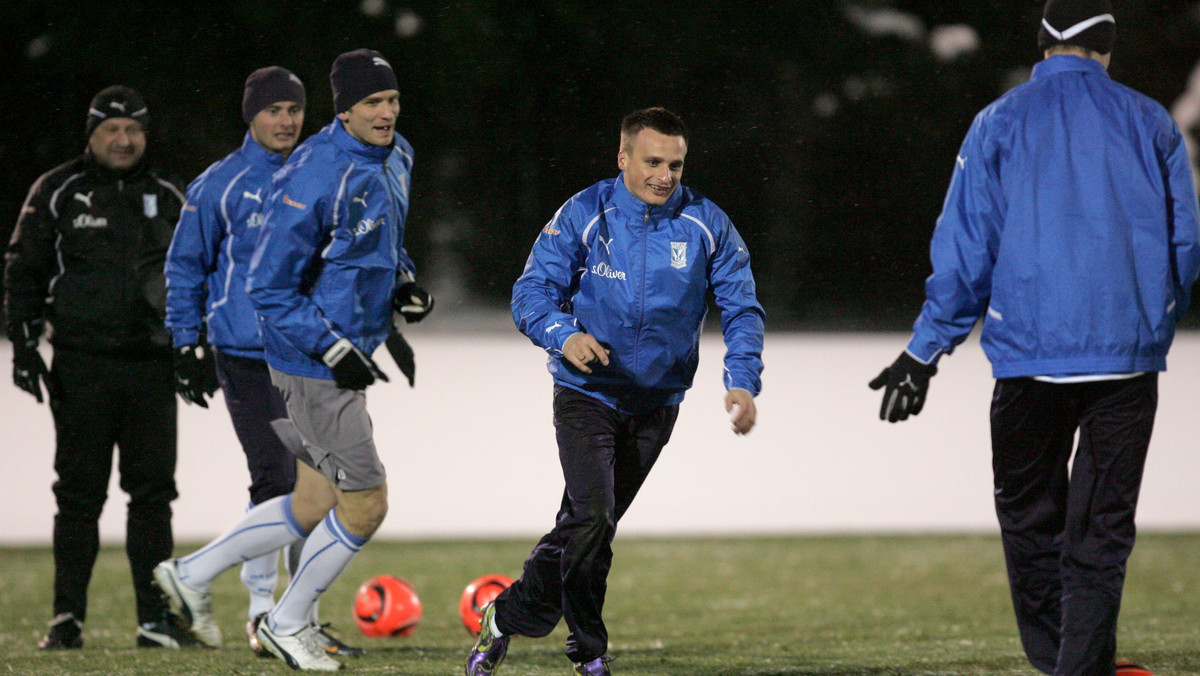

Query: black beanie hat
243,66,306,124
1038,0,1116,55
86,85,149,137
330,48,398,114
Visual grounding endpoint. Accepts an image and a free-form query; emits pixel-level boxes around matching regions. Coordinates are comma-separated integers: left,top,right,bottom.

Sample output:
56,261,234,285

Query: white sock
284,536,315,624
239,501,281,619
178,495,308,592
307,598,321,627
285,538,303,579
267,511,367,636
489,611,503,637
241,549,279,619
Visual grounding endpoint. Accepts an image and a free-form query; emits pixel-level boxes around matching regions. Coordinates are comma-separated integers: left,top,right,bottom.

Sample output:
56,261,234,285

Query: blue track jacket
247,119,414,379
909,55,1200,378
513,174,765,414
165,132,285,358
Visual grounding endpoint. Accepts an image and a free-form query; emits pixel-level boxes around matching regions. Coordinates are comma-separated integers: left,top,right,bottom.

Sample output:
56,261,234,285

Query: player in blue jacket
156,49,432,671
869,2,1200,674
163,66,362,657
466,107,764,676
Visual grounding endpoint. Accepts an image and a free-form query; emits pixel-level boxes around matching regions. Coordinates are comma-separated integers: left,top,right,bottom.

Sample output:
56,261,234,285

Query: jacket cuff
551,327,582,356
904,339,942,366
8,318,43,346
171,329,200,349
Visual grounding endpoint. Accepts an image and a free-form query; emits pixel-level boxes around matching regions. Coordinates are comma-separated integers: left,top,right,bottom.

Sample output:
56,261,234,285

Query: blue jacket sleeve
164,172,222,347
388,139,417,281
1161,120,1200,315
247,159,342,358
907,113,1004,364
395,250,416,284
708,212,765,395
511,198,586,354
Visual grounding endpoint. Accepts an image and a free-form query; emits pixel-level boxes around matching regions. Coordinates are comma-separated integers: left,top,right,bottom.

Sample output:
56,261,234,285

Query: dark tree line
2,0,1198,328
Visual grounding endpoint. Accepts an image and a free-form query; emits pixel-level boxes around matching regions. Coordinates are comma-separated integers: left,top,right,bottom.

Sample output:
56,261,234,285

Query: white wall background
3,322,1199,545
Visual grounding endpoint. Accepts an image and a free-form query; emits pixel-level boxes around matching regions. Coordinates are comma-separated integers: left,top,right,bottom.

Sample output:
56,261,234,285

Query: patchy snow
844,3,926,42
930,24,981,61
395,9,423,38
360,0,387,18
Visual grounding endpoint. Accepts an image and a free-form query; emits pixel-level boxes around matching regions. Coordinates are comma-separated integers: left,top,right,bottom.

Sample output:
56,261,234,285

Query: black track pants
991,374,1156,676
213,351,295,505
495,386,678,663
49,349,177,625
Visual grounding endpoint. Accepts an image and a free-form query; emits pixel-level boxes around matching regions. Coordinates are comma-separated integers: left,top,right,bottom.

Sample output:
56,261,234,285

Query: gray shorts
268,367,386,491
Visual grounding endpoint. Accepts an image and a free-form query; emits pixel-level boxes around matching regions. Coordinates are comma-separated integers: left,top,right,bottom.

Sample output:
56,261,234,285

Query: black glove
393,281,434,323
174,344,218,408
385,320,416,387
12,322,52,404
322,338,389,391
868,351,938,422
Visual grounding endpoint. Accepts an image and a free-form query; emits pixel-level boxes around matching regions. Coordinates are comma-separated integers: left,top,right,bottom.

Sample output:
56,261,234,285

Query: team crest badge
670,241,687,269
143,194,158,218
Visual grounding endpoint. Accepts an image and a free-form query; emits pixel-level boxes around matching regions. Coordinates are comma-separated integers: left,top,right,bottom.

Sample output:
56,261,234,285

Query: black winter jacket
4,152,184,356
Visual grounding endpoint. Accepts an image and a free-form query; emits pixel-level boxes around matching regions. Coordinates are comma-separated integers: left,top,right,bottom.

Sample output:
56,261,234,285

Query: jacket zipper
119,178,131,311
383,161,398,267
634,205,650,375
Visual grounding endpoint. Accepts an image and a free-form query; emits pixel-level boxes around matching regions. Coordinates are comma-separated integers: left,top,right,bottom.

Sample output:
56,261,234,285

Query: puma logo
74,192,94,209
242,189,262,204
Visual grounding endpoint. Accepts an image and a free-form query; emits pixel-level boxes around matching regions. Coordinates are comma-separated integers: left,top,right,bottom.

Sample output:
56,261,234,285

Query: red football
353,574,422,637
459,574,514,636
1115,662,1154,676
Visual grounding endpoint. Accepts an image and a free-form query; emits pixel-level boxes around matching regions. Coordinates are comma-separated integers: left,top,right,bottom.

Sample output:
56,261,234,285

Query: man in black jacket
4,85,195,649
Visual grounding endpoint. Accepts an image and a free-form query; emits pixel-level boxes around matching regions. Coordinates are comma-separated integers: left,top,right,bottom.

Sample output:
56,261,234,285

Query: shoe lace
298,625,328,657
314,623,347,646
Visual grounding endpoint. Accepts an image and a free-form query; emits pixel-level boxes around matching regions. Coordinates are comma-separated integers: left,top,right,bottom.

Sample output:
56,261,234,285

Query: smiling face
250,100,304,154
618,127,686,206
337,90,400,147
88,118,146,171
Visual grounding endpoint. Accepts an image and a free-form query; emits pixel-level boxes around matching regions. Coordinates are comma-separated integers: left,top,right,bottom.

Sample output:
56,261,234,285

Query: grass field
2,534,1198,675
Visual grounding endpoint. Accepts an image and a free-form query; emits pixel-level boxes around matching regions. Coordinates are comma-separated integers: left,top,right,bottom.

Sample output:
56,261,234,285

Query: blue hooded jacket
248,119,414,379
512,174,764,413
165,131,286,357
909,55,1200,378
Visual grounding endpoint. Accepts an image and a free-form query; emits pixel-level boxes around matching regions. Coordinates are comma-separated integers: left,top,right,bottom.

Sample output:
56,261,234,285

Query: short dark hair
620,107,688,152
